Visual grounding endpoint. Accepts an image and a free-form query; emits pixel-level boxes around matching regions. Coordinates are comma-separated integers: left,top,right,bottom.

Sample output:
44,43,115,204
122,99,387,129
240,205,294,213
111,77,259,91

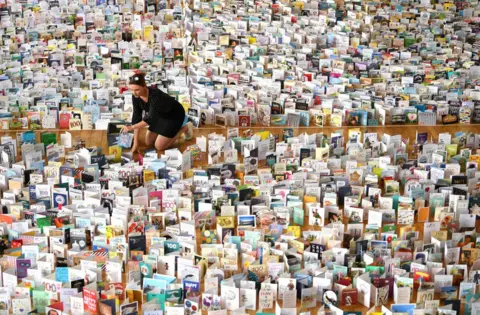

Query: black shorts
148,116,184,138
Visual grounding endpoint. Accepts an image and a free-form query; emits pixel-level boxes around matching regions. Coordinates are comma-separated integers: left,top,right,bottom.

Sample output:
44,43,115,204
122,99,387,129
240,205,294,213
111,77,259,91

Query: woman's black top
131,87,186,138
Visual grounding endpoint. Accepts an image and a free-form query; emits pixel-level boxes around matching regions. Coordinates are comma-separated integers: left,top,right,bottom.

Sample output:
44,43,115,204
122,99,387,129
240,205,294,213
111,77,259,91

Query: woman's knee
155,135,174,151
155,138,175,151
145,131,157,147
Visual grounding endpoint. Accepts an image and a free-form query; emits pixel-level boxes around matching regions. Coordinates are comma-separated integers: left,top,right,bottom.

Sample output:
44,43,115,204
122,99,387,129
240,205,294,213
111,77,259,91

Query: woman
122,73,192,153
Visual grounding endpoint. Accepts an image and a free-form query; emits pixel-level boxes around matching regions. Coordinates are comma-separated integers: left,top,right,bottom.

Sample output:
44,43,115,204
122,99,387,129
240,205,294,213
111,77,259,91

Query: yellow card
287,226,301,238
109,145,122,163
143,170,155,183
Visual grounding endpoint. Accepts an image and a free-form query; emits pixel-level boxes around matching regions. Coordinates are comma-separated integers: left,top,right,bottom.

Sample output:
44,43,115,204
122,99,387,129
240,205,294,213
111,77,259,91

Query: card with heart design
12,298,31,314
405,112,418,124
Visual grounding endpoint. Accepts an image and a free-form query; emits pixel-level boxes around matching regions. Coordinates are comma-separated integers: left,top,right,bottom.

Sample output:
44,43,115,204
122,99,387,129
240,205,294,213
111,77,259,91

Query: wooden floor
0,129,108,160
126,125,480,159
6,124,477,160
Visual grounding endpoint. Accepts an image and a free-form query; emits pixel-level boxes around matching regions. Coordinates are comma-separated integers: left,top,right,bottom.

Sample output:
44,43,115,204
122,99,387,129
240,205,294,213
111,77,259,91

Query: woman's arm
131,120,148,130
122,120,148,133
125,121,147,153
123,99,149,153
131,99,143,125
123,100,149,133
131,127,140,153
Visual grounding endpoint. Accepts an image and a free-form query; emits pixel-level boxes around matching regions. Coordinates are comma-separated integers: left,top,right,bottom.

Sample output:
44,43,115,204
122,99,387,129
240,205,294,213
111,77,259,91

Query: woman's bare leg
164,123,194,148
154,122,194,151
154,135,175,151
145,130,158,148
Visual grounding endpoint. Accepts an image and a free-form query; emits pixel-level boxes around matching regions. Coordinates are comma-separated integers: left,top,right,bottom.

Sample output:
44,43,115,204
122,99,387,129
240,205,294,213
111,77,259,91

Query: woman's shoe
184,122,193,141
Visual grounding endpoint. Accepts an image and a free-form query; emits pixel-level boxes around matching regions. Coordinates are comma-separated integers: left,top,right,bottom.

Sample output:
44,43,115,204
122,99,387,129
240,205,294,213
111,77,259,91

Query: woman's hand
122,125,133,133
